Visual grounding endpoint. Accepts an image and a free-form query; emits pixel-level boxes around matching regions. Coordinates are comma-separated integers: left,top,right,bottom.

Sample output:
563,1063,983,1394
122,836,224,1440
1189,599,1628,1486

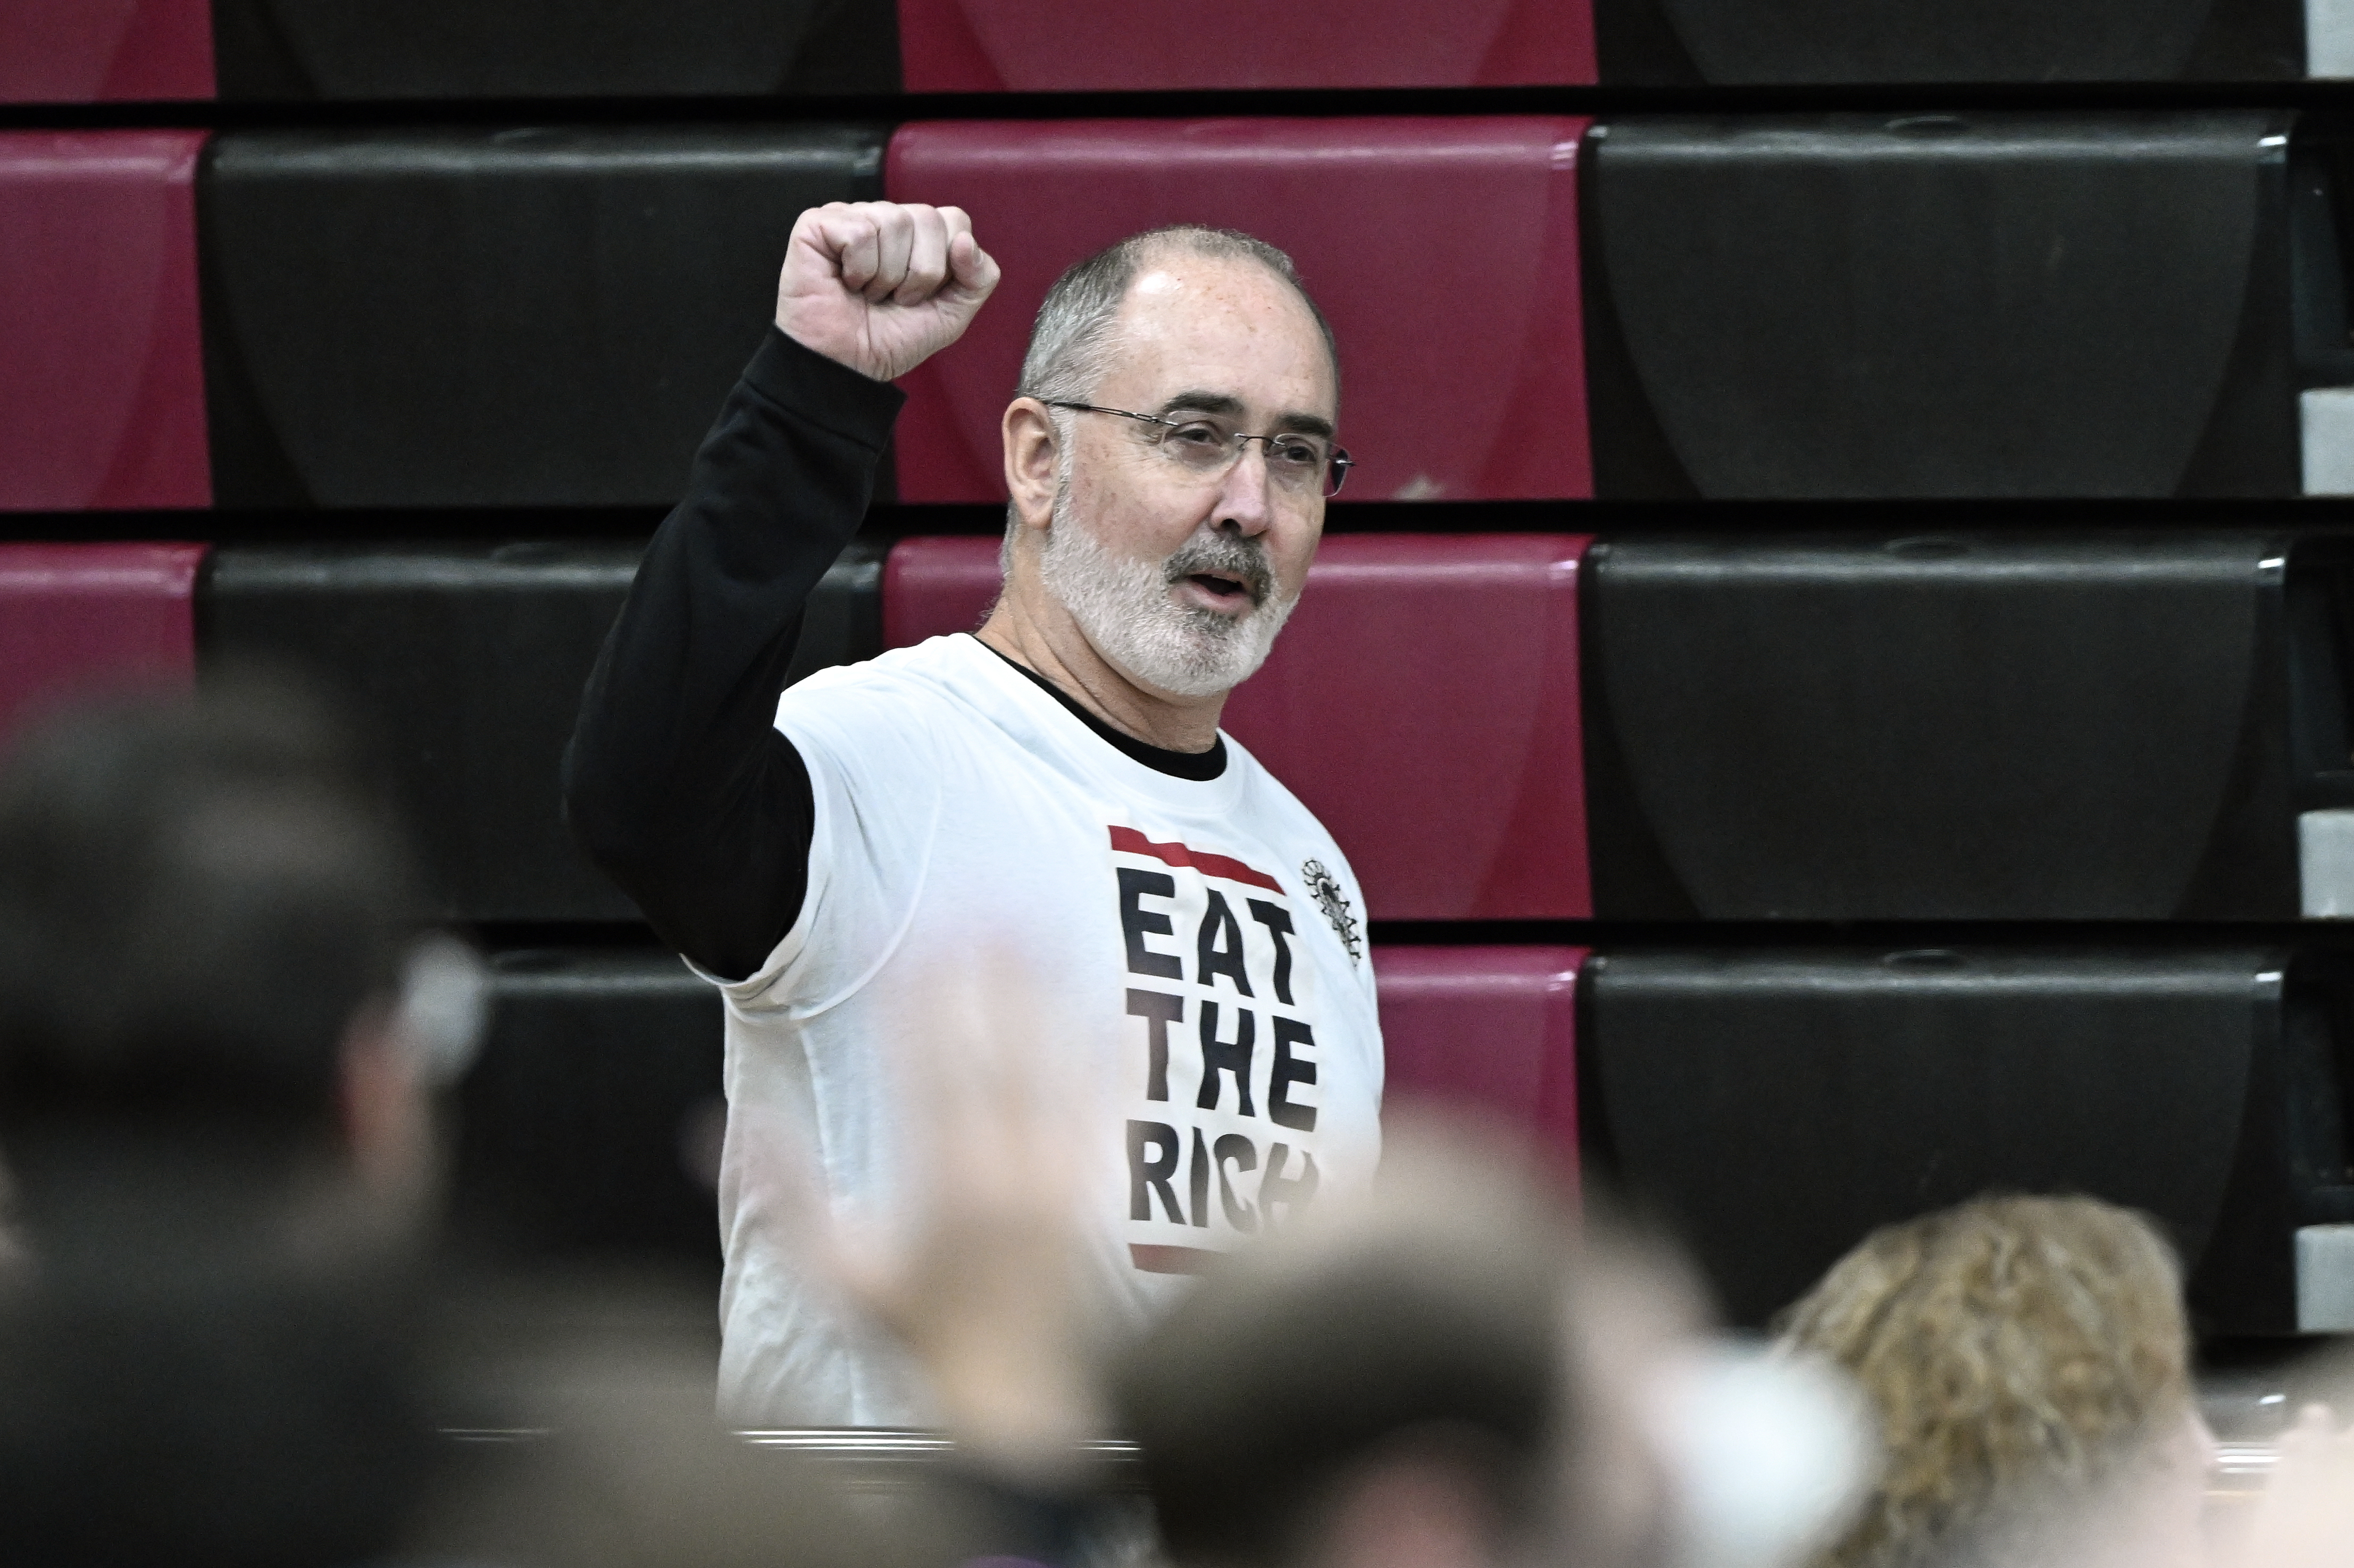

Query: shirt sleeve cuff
741,324,909,451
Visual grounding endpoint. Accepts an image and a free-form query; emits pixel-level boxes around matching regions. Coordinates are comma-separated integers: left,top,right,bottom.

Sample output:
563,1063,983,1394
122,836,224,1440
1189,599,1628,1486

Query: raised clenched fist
775,200,1001,383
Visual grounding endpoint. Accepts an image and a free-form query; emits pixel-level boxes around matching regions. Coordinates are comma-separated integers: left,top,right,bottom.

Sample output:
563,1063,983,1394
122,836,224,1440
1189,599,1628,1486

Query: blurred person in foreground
0,685,905,1568
1115,1154,1868,1568
1116,1133,1580,1568
1777,1195,2214,1568
0,682,477,1566
2231,1351,2354,1568
783,971,1868,1568
0,680,475,1254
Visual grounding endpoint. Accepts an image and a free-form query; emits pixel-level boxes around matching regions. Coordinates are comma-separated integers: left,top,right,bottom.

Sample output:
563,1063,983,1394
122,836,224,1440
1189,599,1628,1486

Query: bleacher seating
0,542,204,744
207,0,897,99
1,131,210,510
0,1,215,102
1582,112,2308,498
1582,945,2354,1335
897,0,1595,90
203,542,645,923
199,540,883,924
884,118,1592,504
8,0,2326,104
1582,531,2350,920
455,949,724,1265
199,126,884,508
1373,946,1584,1164
882,534,1592,919
1593,0,2302,82
14,0,2343,1356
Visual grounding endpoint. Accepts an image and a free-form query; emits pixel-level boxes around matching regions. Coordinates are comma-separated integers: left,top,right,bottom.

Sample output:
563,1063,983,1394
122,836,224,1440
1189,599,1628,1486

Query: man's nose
1212,442,1275,537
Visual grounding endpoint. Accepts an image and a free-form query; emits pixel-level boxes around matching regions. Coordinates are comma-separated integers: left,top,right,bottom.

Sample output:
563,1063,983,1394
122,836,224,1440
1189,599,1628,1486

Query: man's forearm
563,326,905,980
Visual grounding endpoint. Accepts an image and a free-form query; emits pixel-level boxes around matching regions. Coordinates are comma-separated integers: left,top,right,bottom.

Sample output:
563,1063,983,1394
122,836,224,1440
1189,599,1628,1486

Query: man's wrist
745,324,907,448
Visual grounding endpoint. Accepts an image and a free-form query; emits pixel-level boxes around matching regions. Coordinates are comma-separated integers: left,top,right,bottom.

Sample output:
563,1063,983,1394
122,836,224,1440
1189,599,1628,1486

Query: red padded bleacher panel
0,2,215,101
883,534,1592,920
1222,534,1591,920
897,0,1593,91
0,543,204,744
881,534,999,649
886,119,1592,505
1374,945,1585,1165
0,131,210,509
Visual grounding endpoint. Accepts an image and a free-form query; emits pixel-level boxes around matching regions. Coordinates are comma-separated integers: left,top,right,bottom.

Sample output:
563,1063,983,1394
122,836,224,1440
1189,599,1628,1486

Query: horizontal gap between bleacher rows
22,497,2354,546
469,918,2354,954
18,79,2354,133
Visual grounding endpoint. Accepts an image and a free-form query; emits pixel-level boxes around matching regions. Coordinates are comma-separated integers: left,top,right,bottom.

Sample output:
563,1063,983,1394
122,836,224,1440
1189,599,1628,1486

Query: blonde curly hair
1775,1195,2194,1568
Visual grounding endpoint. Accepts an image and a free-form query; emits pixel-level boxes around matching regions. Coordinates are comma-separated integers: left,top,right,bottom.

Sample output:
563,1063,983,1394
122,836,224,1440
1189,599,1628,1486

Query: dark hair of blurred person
0,677,456,1567
1113,1135,1576,1568
1776,1194,2211,1568
0,676,440,1248
0,1227,432,1568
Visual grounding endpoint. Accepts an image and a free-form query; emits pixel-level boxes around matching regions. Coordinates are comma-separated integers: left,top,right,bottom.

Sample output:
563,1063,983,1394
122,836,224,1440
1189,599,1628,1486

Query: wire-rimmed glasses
1046,401,1354,498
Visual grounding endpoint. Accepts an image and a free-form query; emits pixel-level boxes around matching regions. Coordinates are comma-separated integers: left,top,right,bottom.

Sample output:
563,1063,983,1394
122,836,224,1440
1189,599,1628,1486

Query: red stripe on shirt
1108,825,1284,893
1130,1243,1222,1276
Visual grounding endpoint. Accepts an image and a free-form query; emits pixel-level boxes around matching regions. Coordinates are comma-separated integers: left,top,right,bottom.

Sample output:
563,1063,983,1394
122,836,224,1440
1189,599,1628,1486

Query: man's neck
976,582,1226,754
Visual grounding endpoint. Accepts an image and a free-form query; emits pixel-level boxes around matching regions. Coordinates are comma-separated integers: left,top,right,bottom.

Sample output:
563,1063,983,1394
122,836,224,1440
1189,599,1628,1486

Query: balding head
1017,225,1339,411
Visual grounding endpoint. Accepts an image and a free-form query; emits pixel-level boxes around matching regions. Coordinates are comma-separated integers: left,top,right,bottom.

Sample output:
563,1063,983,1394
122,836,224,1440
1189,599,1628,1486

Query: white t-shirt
706,632,1385,1427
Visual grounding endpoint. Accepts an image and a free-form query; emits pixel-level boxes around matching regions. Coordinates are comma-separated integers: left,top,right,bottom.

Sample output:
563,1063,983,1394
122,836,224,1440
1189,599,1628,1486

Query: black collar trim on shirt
973,637,1229,782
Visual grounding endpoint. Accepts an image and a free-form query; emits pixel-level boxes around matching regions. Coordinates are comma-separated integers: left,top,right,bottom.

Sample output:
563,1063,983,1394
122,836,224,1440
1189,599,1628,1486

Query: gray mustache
1162,534,1274,607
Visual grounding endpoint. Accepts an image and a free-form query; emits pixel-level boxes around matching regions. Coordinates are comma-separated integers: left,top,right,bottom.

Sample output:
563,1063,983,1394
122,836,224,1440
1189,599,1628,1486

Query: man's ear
1001,398,1061,534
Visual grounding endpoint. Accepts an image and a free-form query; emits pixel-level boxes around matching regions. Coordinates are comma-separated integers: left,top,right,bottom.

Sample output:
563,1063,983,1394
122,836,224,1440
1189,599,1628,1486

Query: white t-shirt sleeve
712,675,948,1009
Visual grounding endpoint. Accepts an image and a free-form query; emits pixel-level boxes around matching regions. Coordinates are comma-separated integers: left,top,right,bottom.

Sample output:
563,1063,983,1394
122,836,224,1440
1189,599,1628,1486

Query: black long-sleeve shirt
564,328,899,981
565,328,1222,982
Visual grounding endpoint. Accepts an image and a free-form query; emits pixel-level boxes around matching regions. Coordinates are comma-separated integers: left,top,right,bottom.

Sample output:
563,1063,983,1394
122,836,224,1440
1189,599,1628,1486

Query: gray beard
1037,494,1300,699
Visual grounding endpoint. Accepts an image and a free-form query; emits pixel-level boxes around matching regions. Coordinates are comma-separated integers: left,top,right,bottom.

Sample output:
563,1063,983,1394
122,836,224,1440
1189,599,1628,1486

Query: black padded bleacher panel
452,950,723,1268
200,126,886,508
1581,532,2354,921
1581,947,2354,1336
200,540,885,924
210,0,898,99
1593,0,2301,84
1581,112,2300,499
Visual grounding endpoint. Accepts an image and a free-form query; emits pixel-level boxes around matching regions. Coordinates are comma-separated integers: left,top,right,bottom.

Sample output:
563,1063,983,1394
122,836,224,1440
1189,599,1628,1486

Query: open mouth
1184,570,1254,606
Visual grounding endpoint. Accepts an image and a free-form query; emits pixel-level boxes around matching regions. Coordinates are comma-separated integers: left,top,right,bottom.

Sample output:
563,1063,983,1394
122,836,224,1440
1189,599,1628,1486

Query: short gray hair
1017,224,1340,407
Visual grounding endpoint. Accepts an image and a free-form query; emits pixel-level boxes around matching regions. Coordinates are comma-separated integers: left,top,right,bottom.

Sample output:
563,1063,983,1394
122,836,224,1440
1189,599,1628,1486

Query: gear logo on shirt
1301,859,1362,966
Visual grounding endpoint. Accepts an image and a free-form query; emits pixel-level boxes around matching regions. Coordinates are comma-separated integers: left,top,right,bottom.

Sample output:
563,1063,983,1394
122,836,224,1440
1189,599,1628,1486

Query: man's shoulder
1221,733,1334,840
1221,736,1372,896
775,635,994,747
783,635,967,707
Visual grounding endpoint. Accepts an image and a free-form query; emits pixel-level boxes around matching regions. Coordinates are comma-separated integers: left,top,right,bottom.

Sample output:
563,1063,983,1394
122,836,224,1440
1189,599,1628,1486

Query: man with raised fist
567,200,1381,1427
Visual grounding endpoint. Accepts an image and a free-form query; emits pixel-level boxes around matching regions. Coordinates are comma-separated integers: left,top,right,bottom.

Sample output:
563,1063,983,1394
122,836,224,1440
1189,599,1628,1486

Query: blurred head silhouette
1777,1194,2209,1568
0,676,471,1566
1114,1128,1580,1568
0,675,466,1254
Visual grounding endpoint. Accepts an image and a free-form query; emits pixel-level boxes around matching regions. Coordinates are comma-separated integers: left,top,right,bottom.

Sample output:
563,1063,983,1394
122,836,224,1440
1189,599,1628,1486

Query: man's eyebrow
1158,391,1337,439
1157,390,1247,418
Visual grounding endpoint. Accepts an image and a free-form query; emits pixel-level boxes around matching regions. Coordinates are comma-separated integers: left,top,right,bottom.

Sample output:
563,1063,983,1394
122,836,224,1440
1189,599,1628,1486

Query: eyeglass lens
1157,417,1346,497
